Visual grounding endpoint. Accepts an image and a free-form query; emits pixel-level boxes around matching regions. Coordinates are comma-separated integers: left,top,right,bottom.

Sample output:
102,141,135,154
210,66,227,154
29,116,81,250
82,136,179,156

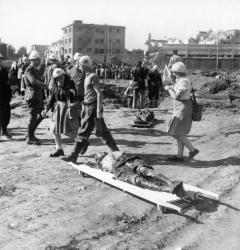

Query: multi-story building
50,20,125,60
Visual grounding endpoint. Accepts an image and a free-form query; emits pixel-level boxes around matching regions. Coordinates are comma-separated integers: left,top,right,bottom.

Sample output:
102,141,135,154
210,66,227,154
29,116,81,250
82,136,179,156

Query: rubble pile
202,72,240,94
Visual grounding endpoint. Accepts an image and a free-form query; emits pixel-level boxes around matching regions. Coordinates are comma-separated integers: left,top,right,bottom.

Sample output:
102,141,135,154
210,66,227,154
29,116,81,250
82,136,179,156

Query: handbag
190,84,202,122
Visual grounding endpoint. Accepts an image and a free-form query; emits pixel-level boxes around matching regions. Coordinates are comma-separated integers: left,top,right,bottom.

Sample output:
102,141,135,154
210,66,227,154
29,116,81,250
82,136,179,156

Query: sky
0,0,240,52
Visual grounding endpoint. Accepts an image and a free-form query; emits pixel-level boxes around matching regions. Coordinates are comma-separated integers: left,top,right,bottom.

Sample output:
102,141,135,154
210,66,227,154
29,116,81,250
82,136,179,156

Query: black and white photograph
0,0,240,249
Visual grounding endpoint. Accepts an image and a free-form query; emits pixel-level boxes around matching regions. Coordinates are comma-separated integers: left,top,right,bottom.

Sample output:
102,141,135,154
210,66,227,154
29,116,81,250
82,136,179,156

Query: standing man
147,65,162,108
24,51,46,145
62,55,119,163
168,50,182,68
0,53,12,139
131,61,147,109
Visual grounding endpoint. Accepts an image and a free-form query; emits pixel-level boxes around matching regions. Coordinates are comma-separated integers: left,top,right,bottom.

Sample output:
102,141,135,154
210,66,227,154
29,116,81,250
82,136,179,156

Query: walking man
62,55,119,163
0,53,12,139
24,51,46,145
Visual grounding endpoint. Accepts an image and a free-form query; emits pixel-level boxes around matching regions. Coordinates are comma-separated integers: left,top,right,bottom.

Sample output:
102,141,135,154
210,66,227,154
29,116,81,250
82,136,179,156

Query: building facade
50,20,125,59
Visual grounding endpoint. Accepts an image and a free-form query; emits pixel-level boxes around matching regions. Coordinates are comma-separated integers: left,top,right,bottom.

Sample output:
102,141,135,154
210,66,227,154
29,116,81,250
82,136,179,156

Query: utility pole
216,31,219,71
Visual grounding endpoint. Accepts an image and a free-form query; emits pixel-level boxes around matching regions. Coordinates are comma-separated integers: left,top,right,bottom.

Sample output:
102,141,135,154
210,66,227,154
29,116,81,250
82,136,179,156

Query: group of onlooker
0,49,199,162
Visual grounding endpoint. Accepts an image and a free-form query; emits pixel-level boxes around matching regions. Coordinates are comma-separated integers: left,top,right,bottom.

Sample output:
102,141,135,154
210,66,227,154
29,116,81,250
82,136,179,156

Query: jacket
24,65,44,102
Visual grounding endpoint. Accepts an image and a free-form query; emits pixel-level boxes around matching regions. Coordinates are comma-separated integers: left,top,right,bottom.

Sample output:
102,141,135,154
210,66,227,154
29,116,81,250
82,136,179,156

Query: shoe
26,137,41,145
167,156,184,162
50,149,64,157
189,149,199,159
80,141,89,155
61,153,78,163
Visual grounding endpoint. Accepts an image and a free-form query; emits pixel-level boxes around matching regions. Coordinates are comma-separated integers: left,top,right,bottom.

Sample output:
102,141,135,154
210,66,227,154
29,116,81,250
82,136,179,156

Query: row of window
78,27,122,33
62,48,121,54
76,37,121,44
77,48,121,54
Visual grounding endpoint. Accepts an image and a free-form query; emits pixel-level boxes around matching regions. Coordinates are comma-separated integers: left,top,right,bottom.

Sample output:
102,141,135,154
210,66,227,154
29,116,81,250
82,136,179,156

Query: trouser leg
100,119,119,152
1,103,11,134
27,107,38,138
178,135,195,152
32,113,44,135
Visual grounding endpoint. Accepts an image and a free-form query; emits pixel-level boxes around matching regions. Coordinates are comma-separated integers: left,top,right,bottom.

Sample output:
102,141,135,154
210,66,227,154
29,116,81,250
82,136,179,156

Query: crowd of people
0,50,199,196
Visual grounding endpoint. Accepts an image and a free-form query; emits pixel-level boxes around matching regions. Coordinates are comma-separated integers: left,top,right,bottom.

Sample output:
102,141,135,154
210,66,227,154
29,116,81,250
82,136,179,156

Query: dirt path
1,100,240,250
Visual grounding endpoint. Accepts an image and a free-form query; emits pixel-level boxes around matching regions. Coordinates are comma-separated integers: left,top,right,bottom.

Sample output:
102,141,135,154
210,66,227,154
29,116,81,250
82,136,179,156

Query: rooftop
62,20,125,30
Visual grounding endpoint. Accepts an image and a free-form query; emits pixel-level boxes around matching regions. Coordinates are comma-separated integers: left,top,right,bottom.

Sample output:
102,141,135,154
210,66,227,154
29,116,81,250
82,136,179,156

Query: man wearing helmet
24,51,47,145
62,55,119,163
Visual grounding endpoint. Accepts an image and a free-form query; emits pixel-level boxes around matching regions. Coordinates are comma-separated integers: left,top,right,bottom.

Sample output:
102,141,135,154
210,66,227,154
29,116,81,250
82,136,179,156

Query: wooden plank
69,163,183,213
183,184,219,200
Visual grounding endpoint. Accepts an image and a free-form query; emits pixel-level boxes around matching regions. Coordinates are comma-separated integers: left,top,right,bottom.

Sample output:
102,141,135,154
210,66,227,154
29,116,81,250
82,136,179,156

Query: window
65,49,68,53
69,48,71,53
69,27,72,33
116,39,120,43
65,39,68,44
64,29,67,34
78,48,82,51
100,29,104,34
95,48,99,53
100,49,104,54
95,28,99,33
99,39,104,44
109,28,112,32
69,38,71,43
116,49,120,53
78,27,82,31
109,39,112,43
117,28,120,33
87,48,92,52
78,37,82,43
95,39,99,44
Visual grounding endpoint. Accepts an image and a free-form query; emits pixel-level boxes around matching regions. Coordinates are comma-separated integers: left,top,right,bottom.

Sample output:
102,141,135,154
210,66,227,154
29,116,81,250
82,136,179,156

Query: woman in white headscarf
165,62,199,161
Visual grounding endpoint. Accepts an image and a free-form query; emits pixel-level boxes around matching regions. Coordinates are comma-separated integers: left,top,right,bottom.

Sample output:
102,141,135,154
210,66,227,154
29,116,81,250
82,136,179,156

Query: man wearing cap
0,53,12,139
24,51,47,145
69,53,85,123
62,55,119,163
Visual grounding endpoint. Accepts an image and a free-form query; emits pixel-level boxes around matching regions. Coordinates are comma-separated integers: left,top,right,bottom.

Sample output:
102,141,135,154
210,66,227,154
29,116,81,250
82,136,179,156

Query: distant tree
17,46,27,57
7,45,16,58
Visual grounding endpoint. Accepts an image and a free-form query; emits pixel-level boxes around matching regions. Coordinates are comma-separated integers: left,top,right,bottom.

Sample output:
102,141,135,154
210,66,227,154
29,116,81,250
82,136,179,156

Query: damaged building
146,30,240,70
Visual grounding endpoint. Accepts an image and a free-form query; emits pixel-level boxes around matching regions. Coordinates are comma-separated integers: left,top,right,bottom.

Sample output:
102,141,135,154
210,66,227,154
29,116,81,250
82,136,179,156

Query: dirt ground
1,76,240,250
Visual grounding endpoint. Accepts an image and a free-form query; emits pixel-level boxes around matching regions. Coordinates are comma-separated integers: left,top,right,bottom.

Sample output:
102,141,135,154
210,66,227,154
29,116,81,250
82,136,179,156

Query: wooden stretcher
68,162,219,214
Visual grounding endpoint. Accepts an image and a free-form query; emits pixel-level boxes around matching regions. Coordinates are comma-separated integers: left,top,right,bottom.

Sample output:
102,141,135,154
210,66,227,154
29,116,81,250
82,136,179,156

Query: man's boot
61,141,83,163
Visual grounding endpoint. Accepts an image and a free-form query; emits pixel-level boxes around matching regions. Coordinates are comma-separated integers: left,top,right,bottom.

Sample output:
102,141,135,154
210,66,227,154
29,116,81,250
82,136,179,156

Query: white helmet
48,53,58,60
73,52,83,61
79,55,92,67
29,51,40,60
171,62,187,74
52,68,65,79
